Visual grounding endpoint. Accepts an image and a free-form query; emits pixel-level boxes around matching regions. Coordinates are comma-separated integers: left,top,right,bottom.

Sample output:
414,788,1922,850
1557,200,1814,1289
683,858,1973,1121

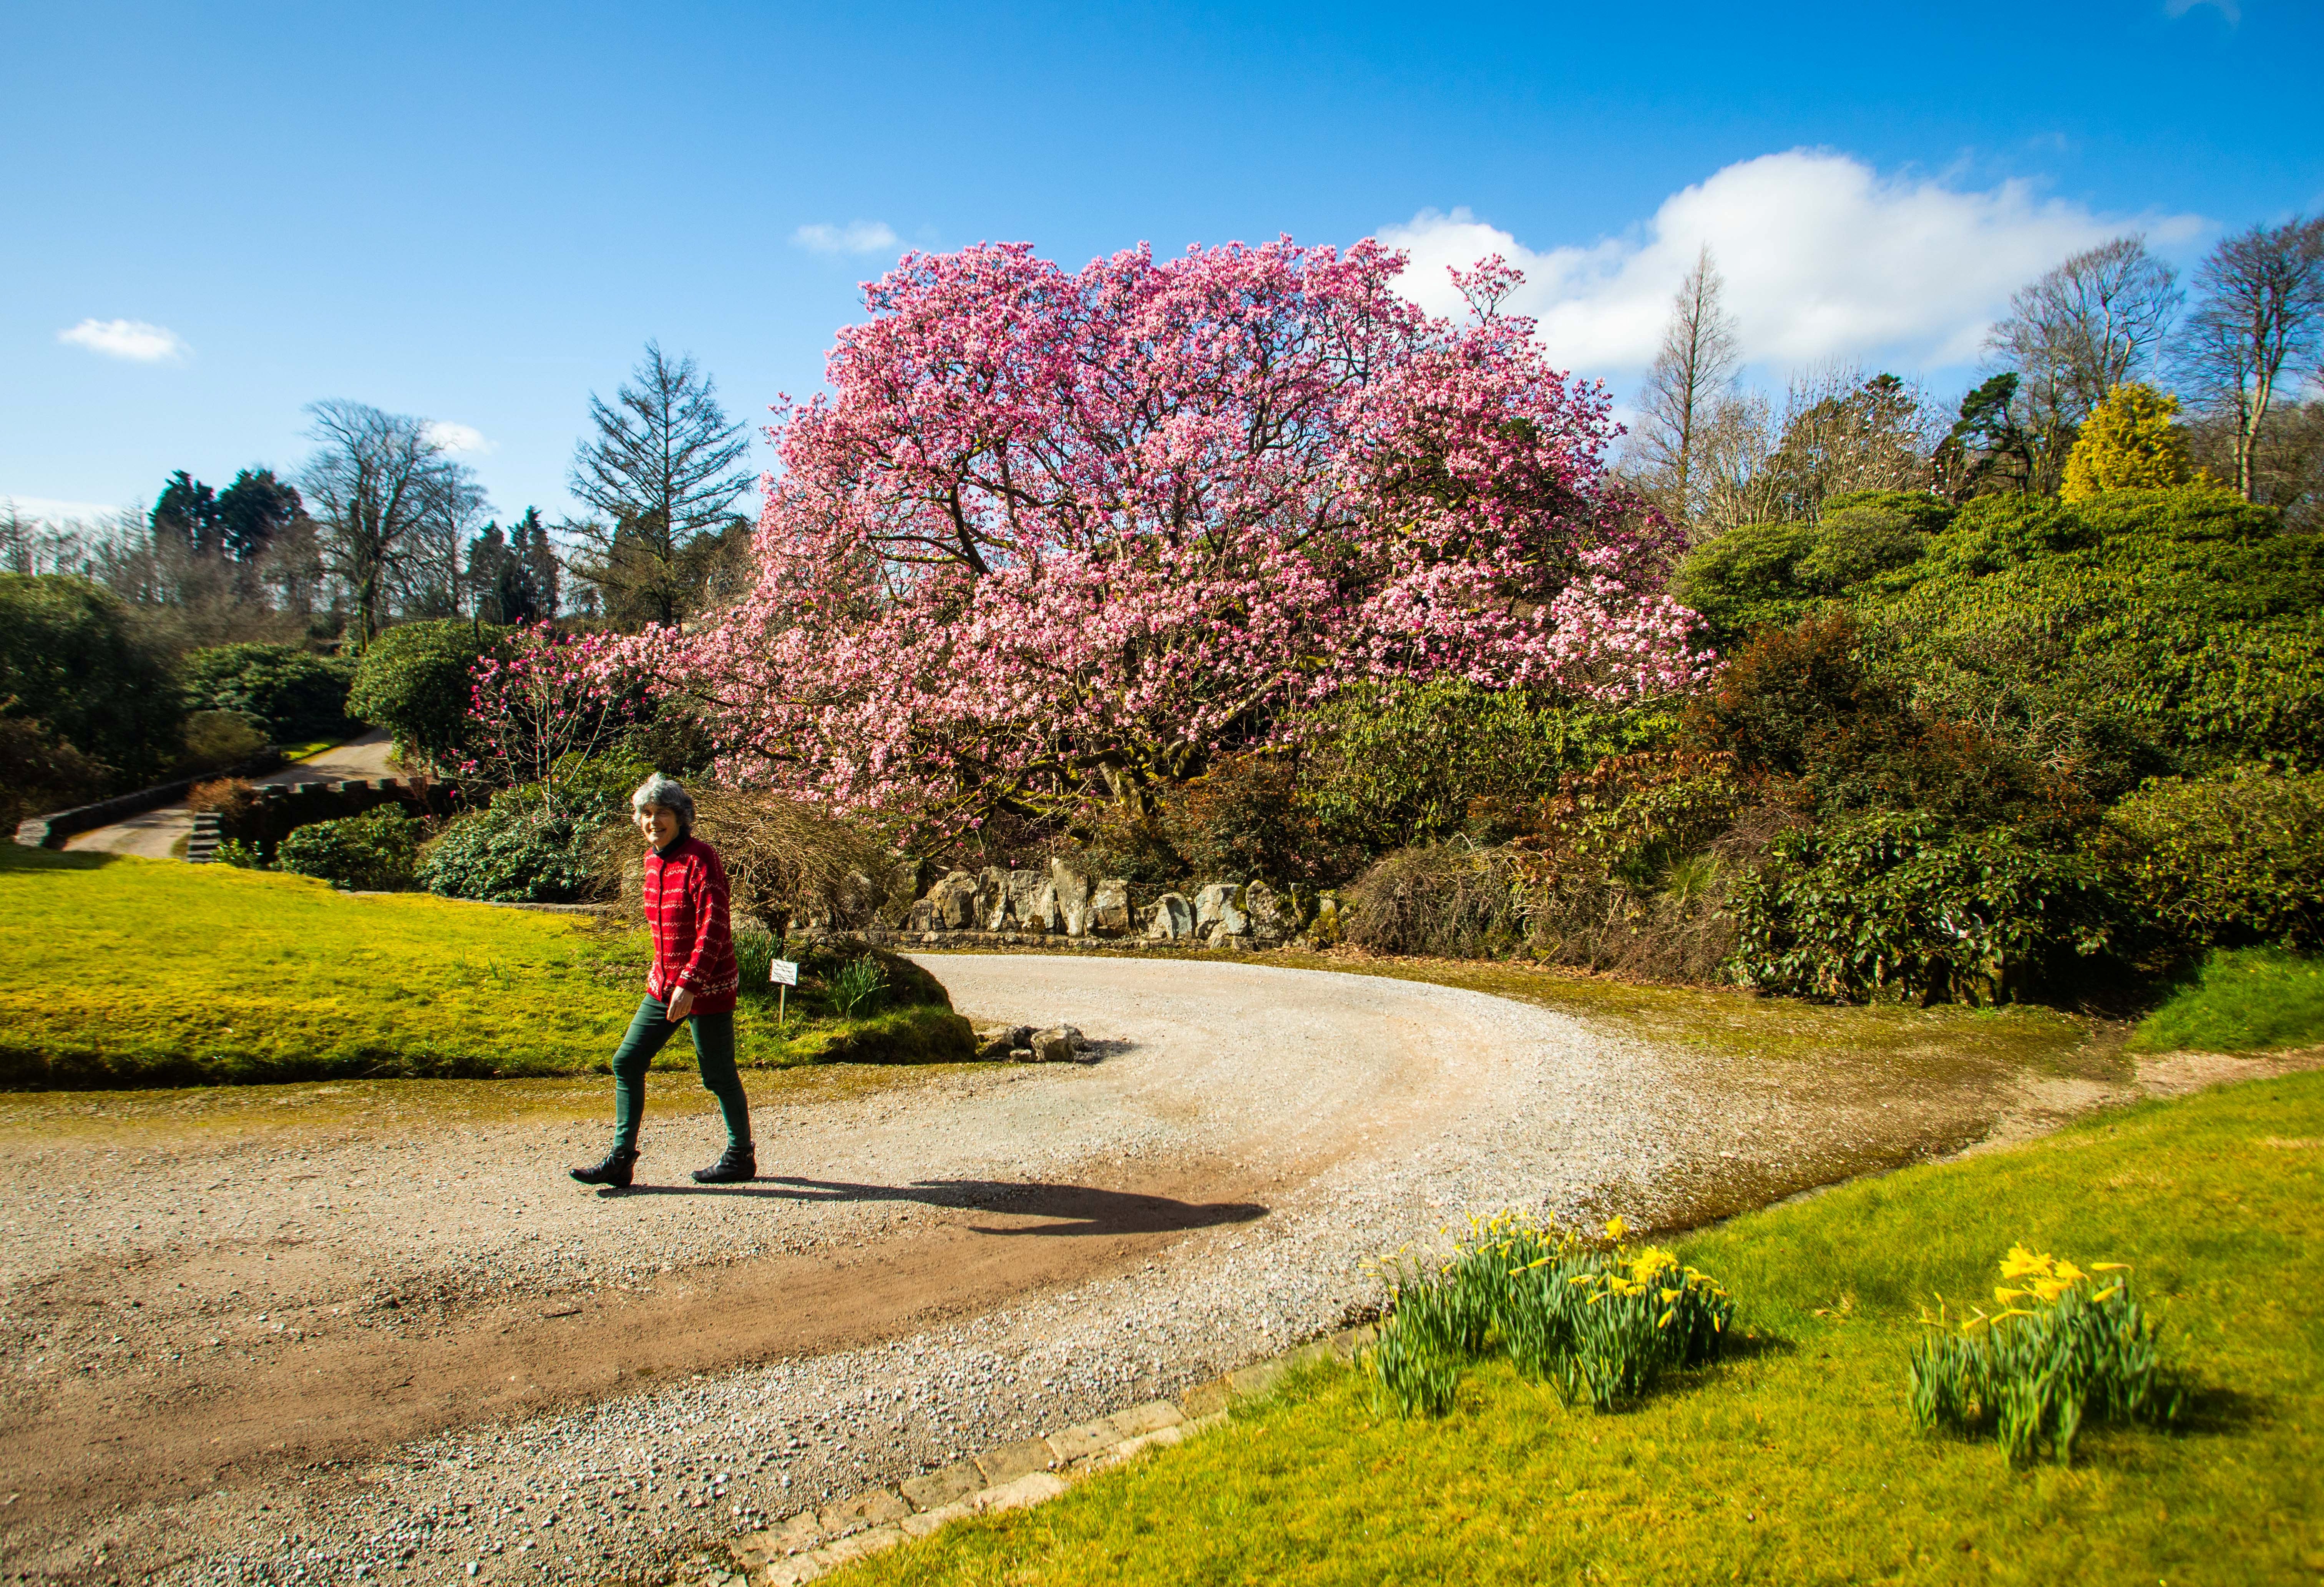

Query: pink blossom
600,237,1710,842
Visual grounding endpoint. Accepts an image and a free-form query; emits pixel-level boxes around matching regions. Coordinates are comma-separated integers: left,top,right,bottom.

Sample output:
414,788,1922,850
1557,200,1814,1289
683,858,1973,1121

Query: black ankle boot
571,1145,639,1188
691,1143,756,1184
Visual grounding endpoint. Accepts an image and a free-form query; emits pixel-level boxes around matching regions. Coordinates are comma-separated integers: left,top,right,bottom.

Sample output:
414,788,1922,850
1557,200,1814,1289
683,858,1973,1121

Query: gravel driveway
0,953,2126,1585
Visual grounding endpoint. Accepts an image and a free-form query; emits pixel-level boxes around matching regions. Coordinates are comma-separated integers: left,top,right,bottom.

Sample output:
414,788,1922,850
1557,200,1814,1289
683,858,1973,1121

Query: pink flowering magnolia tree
463,624,647,808
611,237,1710,840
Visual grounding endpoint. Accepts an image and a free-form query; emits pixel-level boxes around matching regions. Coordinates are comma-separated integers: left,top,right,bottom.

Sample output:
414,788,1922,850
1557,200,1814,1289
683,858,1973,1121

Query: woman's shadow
611,1174,1268,1237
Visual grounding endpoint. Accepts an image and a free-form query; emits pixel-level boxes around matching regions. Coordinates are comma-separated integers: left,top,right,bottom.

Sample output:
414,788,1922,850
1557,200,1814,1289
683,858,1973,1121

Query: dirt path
64,731,404,859
0,955,2278,1586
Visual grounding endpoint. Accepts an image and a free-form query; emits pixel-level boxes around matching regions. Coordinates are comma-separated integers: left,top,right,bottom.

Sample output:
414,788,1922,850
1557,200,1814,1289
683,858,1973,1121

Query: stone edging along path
670,1325,1379,1587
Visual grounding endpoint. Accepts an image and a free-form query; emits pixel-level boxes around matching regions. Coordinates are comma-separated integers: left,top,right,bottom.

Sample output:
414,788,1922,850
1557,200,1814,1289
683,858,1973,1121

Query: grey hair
630,773,696,831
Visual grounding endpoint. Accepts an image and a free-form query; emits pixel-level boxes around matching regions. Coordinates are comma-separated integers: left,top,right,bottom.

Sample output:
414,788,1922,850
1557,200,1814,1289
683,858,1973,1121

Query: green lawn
2130,948,2324,1055
837,1072,2324,1586
0,844,969,1087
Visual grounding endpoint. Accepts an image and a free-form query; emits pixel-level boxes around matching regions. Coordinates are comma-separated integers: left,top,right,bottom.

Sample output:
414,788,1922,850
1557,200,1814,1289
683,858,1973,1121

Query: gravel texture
0,953,2098,1586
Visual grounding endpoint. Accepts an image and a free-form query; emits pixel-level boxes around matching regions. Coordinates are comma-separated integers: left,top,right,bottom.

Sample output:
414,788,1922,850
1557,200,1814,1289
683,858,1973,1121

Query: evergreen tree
2060,383,2197,501
152,471,223,557
213,468,305,562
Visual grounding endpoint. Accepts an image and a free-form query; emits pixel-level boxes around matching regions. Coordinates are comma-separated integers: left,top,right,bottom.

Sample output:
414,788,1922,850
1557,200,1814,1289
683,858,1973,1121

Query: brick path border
674,1325,1377,1587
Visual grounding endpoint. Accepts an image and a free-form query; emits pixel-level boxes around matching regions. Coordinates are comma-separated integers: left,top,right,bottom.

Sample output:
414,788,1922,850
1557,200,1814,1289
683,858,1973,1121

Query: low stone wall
880,858,1345,951
10,750,286,849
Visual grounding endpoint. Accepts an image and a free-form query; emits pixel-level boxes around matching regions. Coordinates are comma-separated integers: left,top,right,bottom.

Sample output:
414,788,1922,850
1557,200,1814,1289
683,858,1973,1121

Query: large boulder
1090,879,1132,935
975,866,1011,930
1005,869,1051,932
1146,892,1195,940
925,869,979,930
1195,882,1250,938
1049,857,1093,937
1244,880,1295,944
1308,892,1345,946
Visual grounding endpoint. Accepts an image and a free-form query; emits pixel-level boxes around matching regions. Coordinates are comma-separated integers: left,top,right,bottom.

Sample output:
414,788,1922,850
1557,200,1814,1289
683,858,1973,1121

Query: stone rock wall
891,866,1341,952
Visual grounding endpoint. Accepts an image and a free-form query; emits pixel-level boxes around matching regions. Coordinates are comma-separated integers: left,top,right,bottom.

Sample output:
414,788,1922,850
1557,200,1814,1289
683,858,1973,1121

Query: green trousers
610,994,750,1152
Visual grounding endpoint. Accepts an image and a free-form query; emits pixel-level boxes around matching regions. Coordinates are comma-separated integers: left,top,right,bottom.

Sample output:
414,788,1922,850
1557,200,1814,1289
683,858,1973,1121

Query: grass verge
0,844,971,1087
834,1072,2324,1586
2128,947,2324,1055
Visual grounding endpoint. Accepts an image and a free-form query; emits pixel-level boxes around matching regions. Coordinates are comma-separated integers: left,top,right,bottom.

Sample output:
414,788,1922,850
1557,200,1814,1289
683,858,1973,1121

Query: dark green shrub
1155,752,1361,886
346,620,507,769
0,713,108,830
420,795,598,904
1671,491,1951,649
0,573,180,784
2104,768,2324,951
1727,813,2118,1004
1296,678,1676,852
276,807,423,891
1870,486,2324,776
1686,616,2091,835
177,643,354,743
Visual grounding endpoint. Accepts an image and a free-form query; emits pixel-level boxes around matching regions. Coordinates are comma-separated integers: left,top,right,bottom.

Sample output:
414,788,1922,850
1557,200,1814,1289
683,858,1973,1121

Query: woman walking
571,774,756,1188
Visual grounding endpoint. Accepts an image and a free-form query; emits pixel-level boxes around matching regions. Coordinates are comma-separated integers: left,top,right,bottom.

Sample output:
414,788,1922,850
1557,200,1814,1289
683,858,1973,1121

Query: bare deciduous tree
2174,215,2324,501
1632,246,1741,531
298,400,487,646
1691,366,1944,536
1987,235,2183,423
568,342,753,626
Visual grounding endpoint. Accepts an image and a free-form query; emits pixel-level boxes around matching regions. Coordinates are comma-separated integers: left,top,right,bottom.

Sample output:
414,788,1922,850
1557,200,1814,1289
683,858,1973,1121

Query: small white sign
769,959,799,987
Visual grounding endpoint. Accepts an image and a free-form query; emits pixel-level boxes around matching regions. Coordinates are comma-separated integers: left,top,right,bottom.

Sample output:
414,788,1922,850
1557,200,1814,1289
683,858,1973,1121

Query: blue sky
4,0,2316,528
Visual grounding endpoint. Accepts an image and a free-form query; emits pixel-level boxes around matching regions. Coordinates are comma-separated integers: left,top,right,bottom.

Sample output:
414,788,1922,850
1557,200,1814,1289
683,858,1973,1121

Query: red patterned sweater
641,835,739,1015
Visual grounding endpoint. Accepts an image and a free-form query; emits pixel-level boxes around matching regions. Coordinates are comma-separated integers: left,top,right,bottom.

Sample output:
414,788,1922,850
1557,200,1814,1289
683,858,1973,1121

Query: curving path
0,952,2105,1585
63,730,405,858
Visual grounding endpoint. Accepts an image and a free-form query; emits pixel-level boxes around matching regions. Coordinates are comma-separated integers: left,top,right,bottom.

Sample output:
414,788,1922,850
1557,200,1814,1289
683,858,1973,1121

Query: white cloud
2165,0,2239,23
423,420,495,455
2,495,131,524
792,220,901,256
56,318,189,362
1377,151,2207,384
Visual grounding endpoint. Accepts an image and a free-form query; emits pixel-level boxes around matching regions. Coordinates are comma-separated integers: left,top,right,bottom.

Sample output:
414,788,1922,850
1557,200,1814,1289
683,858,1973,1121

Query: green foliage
1296,678,1676,853
176,643,354,743
546,746,657,820
1092,752,1363,886
1727,813,2117,1004
2104,767,2324,952
1671,491,1950,649
1685,616,2084,834
828,955,888,1017
1909,1247,2183,1466
0,573,180,783
420,794,601,904
177,710,269,773
1871,486,2324,778
2127,948,2324,1053
275,806,423,891
345,620,507,768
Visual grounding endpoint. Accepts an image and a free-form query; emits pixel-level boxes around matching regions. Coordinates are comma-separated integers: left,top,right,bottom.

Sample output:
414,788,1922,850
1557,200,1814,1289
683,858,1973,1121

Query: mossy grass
0,843,970,1088
277,738,342,763
2128,947,2324,1055
835,1072,2324,1586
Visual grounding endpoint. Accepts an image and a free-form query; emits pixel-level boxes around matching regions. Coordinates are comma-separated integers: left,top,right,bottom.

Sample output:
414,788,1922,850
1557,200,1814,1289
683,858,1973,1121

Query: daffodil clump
1367,1212,1735,1418
1909,1244,2185,1466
